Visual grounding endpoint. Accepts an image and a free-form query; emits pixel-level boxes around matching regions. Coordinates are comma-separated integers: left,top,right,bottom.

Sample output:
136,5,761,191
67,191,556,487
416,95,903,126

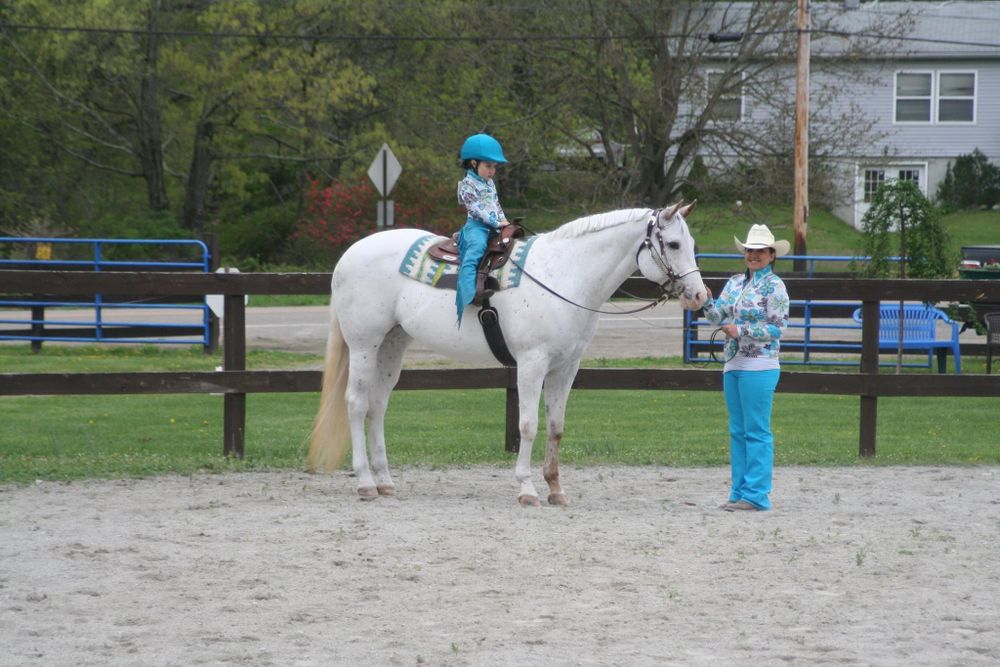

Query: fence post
504,367,519,453
223,293,246,458
858,299,879,457
30,304,44,353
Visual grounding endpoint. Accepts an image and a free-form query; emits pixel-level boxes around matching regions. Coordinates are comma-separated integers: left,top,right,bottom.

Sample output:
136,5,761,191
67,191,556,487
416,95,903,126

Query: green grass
248,294,329,307
3,202,998,481
1,346,997,484
0,344,321,372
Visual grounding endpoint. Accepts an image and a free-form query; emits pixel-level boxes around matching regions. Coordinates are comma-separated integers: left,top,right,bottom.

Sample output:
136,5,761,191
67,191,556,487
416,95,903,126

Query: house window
864,169,885,203
894,70,976,123
938,72,975,122
897,169,919,186
895,72,932,122
708,71,743,121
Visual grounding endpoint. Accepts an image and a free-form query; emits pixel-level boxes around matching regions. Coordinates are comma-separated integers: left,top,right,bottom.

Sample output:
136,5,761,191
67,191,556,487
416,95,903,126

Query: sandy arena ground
2,465,998,666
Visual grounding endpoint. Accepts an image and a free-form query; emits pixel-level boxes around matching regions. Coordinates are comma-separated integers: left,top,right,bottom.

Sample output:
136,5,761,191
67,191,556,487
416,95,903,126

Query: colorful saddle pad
399,233,537,291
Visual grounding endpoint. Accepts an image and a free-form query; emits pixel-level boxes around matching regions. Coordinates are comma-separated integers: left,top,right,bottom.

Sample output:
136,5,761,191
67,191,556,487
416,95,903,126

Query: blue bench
851,303,961,373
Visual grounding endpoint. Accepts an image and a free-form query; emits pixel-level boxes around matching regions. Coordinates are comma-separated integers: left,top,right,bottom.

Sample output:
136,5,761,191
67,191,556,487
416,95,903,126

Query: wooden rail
2,270,999,459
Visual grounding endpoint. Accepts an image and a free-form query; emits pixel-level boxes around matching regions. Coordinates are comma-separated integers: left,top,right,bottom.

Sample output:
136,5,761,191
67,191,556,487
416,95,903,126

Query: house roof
703,2,1000,60
813,1,1000,59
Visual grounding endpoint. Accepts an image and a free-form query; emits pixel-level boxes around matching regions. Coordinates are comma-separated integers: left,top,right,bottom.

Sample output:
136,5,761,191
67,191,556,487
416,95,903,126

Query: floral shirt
701,265,789,371
457,170,506,230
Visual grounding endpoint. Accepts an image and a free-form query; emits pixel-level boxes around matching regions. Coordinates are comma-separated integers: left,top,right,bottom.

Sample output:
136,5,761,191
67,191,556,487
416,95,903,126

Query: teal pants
455,221,494,323
723,369,780,510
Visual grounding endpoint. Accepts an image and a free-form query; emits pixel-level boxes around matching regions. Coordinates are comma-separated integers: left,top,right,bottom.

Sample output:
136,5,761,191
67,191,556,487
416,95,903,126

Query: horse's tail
306,308,351,473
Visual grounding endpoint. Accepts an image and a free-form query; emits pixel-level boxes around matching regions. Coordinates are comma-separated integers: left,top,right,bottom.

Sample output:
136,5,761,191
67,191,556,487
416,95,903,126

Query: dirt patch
2,466,998,665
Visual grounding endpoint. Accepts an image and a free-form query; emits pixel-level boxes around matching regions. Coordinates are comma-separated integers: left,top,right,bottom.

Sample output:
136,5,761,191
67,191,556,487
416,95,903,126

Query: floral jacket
457,170,506,230
702,265,790,362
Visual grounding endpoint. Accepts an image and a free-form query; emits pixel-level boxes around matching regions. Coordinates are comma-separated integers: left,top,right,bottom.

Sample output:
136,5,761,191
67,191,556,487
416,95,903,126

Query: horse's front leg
542,361,579,506
514,361,545,507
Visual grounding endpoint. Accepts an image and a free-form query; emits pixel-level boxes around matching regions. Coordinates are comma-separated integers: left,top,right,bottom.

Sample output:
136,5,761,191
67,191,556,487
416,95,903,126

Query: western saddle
427,223,526,304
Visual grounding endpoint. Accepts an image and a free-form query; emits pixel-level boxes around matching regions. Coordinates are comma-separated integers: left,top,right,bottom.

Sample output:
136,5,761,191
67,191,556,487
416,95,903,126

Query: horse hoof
547,493,569,506
358,486,378,501
377,484,396,496
518,495,541,508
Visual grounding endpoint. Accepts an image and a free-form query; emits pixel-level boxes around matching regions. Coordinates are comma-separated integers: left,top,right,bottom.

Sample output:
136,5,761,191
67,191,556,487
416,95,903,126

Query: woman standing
702,224,790,511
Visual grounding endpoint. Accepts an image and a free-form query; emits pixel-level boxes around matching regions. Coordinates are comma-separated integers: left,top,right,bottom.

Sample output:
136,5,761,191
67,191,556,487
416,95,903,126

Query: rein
508,257,669,315
506,209,697,316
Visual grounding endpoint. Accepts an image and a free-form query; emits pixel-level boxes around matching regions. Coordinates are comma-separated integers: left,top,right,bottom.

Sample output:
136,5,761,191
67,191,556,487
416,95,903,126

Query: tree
0,0,171,211
1,1,381,235
512,0,909,208
0,0,917,249
859,180,952,281
857,179,953,373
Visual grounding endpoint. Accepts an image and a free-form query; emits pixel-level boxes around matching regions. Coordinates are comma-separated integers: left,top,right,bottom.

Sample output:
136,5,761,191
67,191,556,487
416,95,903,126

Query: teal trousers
455,221,493,324
723,368,780,510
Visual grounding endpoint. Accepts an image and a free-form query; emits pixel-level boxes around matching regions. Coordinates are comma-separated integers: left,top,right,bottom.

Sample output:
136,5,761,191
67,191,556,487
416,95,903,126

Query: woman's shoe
728,500,762,512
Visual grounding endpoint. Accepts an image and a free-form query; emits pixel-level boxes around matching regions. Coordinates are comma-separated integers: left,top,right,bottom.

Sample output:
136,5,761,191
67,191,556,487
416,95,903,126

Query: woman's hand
721,324,739,339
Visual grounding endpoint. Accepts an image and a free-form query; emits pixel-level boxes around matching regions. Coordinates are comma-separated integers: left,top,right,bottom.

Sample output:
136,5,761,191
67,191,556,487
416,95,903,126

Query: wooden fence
2,270,999,458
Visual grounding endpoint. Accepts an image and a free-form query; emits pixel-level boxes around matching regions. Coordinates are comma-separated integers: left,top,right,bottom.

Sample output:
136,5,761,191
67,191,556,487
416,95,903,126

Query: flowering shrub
294,175,463,262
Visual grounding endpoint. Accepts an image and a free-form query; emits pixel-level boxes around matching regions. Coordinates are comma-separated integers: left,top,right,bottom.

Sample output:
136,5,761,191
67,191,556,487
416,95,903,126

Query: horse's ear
679,200,697,217
661,203,680,219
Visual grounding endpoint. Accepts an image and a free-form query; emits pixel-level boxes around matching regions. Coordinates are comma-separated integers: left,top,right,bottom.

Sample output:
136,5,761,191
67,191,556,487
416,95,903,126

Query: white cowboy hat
734,224,790,257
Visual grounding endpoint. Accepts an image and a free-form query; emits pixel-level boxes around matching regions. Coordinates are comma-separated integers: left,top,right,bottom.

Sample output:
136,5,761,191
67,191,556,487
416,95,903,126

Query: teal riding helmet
460,134,507,164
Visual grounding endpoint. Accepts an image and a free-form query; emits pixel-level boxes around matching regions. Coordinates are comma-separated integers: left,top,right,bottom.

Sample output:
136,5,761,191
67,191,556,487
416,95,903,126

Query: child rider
455,133,510,323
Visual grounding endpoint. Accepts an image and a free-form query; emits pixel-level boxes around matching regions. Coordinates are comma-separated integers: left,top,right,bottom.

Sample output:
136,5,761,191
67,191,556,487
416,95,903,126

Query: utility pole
793,0,810,271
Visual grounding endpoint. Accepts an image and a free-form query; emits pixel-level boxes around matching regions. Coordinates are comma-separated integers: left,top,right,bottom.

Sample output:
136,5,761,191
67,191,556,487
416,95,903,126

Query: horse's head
635,202,708,310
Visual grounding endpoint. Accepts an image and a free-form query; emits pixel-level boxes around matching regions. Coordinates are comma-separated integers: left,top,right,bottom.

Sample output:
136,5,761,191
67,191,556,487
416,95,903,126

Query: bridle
508,208,701,315
635,208,702,298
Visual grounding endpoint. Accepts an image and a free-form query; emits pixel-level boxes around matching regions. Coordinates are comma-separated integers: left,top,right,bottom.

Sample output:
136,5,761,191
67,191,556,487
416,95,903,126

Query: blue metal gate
0,237,212,348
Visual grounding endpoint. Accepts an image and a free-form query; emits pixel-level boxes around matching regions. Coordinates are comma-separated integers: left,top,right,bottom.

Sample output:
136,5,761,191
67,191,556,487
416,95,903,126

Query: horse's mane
545,208,650,240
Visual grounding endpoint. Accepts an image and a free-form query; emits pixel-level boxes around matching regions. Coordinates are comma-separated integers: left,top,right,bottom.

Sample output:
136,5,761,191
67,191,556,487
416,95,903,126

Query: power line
808,28,1000,50
1,22,999,49
0,22,689,43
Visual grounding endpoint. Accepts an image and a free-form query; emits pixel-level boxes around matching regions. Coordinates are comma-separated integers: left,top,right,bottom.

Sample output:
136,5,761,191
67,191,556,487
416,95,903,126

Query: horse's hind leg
367,326,411,496
345,347,381,499
542,361,580,506
345,327,410,499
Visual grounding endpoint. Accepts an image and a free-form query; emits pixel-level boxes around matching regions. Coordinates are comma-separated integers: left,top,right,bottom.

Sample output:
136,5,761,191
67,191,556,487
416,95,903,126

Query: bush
936,149,1000,210
292,175,463,263
216,201,299,265
69,211,196,262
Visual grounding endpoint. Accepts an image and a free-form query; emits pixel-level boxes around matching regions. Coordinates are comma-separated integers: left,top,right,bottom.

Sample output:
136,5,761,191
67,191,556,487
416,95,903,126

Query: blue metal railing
0,237,211,346
684,253,927,368
693,252,896,278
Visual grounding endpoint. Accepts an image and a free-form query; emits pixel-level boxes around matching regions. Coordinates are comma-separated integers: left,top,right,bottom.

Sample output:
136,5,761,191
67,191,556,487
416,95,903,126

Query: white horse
308,202,707,506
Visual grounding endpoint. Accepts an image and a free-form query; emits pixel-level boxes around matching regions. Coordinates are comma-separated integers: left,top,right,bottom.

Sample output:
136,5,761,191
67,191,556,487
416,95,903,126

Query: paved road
3,301,977,367
0,301,688,364
243,302,688,364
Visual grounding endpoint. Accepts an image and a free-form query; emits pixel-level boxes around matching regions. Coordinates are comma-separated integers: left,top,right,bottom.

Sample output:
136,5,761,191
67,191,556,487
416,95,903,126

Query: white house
696,1,1000,229
824,1,1000,228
